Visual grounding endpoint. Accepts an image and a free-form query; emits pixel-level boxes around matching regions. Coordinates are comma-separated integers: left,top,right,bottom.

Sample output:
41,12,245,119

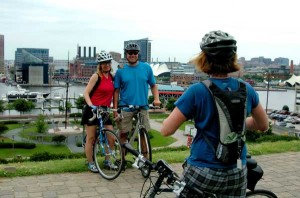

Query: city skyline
1,0,300,64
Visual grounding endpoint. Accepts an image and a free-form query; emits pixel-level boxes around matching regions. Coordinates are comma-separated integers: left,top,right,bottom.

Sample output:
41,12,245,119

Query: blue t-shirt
175,77,259,169
114,62,156,107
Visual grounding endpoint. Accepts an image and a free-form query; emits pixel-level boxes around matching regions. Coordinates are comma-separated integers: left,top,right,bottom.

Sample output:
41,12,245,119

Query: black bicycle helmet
124,42,140,51
200,30,237,58
96,51,113,63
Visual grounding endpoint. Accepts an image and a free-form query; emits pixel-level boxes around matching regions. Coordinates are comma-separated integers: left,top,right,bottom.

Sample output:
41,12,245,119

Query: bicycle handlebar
88,106,108,122
122,143,205,197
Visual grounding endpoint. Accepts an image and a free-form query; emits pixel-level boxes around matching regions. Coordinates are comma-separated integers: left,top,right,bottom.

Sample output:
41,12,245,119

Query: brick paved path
1,152,300,198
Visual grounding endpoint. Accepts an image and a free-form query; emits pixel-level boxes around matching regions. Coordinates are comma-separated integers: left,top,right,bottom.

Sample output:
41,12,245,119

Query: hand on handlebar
89,105,97,111
153,100,161,107
113,110,123,121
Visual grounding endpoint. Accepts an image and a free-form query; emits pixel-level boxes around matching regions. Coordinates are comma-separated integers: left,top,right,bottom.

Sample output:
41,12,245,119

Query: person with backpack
81,51,116,173
161,30,269,197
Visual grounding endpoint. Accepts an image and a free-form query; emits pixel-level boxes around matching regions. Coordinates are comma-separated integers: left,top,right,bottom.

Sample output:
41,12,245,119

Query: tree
66,101,72,112
282,105,289,112
35,114,48,133
6,103,14,115
75,96,85,112
166,97,177,111
58,105,64,114
13,99,35,115
0,100,5,114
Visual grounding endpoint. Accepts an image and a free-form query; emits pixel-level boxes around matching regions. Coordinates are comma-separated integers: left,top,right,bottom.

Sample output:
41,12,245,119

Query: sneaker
104,160,118,170
88,162,98,173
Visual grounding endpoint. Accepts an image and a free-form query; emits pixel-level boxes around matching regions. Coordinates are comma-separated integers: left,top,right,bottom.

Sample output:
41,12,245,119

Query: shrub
0,120,18,124
29,152,85,162
0,142,36,149
0,123,8,135
0,158,8,164
256,135,299,143
52,135,67,144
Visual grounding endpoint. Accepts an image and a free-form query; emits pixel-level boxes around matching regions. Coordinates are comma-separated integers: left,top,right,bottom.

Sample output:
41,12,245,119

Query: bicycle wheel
144,187,157,198
138,128,152,178
94,129,124,180
246,189,278,198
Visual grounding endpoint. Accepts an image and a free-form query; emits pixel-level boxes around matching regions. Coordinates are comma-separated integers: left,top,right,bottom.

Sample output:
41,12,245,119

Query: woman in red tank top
81,51,116,173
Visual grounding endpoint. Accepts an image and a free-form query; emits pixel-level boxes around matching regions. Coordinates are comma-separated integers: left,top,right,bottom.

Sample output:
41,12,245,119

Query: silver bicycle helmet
200,30,237,57
96,51,113,63
124,42,140,51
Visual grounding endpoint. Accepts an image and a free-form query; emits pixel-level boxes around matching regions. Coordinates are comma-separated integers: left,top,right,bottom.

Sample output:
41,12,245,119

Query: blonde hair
192,52,240,75
97,62,113,76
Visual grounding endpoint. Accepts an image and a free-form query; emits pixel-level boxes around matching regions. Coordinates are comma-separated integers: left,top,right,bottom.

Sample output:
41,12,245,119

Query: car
287,124,295,128
276,121,287,127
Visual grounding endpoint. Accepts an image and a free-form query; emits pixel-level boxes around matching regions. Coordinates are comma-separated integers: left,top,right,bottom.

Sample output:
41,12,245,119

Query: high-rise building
124,38,151,63
15,48,49,84
0,34,4,74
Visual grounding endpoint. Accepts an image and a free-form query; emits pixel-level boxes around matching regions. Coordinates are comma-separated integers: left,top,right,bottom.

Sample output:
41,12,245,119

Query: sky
1,0,300,64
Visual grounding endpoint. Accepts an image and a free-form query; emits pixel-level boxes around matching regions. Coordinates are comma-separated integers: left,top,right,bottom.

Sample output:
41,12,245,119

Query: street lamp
264,71,274,114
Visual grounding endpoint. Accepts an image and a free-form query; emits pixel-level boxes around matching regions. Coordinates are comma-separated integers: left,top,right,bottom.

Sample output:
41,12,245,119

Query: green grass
149,129,176,147
1,141,300,177
0,144,71,159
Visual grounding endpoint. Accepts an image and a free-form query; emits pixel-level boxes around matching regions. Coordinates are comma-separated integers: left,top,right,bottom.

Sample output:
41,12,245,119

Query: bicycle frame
89,107,113,157
128,109,145,145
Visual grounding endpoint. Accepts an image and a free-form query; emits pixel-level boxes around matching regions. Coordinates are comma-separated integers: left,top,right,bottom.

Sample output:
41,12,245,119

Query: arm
150,84,161,106
246,103,269,132
113,88,120,117
161,107,187,136
83,73,98,106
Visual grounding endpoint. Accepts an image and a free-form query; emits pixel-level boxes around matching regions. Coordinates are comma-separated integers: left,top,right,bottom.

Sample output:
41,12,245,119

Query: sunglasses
101,60,112,64
127,51,139,55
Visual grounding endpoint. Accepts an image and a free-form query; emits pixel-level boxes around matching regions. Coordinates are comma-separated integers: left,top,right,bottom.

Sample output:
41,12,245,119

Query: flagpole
65,51,69,129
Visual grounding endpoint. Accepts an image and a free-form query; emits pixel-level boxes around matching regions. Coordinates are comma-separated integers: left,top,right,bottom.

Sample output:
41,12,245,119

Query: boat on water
5,85,50,102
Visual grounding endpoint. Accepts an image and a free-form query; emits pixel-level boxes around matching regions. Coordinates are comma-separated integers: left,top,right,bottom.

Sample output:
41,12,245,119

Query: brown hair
192,52,240,75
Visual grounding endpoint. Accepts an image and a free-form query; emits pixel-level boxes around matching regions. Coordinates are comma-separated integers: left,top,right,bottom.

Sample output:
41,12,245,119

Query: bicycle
123,143,278,198
116,105,153,178
86,106,124,180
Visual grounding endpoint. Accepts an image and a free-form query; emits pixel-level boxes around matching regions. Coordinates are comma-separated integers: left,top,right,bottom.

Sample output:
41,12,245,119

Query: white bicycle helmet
96,51,113,63
124,42,140,51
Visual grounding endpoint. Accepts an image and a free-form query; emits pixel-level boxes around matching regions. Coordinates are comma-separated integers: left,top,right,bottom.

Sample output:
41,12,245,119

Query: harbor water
0,82,297,116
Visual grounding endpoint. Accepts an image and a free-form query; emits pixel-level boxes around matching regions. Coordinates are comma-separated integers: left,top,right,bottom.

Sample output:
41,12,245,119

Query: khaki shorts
117,110,150,133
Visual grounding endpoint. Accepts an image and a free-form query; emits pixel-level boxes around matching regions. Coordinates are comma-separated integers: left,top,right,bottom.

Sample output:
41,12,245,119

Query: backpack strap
202,80,233,135
89,73,101,98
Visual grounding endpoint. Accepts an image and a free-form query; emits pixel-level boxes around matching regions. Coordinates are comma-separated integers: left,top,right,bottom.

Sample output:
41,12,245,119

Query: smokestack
169,57,170,62
290,60,294,74
89,47,91,58
78,46,81,58
156,58,158,62
174,57,176,62
83,47,86,58
93,47,96,58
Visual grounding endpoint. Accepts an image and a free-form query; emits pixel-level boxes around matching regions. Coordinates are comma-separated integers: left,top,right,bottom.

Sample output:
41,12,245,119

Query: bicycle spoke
94,129,124,180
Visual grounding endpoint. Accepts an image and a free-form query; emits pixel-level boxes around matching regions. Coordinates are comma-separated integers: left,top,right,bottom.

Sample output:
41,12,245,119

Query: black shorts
80,105,112,126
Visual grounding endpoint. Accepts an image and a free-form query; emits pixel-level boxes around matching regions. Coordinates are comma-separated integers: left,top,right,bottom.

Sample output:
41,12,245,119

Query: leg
85,124,98,173
85,124,97,163
116,111,133,161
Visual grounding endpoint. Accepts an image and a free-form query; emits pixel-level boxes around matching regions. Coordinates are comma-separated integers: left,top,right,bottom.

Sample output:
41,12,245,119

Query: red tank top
90,74,114,107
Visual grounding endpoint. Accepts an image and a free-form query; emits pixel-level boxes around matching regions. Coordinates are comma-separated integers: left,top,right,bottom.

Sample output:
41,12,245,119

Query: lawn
0,144,71,159
1,140,300,177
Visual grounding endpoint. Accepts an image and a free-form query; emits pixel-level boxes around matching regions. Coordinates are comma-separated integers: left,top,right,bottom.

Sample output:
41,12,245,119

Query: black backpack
201,79,247,165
